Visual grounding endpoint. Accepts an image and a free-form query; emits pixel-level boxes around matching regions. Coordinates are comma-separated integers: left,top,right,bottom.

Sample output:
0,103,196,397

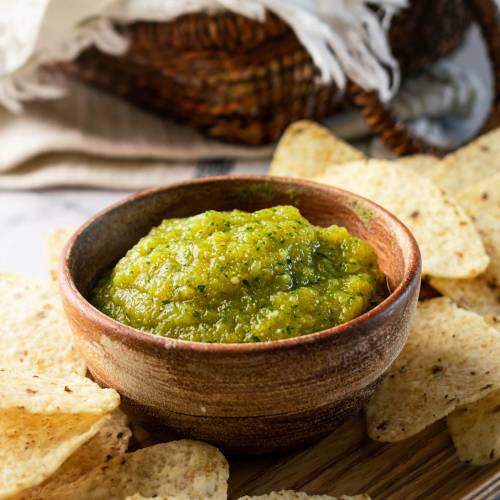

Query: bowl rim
59,175,421,354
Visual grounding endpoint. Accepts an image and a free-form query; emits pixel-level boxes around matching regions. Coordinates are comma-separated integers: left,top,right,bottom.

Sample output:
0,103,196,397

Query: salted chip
316,160,489,279
47,228,74,282
126,496,196,500
126,497,172,500
396,154,440,177
459,175,500,259
0,371,120,499
430,272,499,328
447,390,500,465
0,371,119,417
238,491,370,499
126,497,174,500
269,121,365,178
1,412,107,500
365,298,500,442
17,409,131,499
0,273,86,376
422,128,500,194
431,173,500,327
47,440,229,500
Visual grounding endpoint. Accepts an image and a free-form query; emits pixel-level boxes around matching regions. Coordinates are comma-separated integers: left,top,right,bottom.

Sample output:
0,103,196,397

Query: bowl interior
68,177,414,305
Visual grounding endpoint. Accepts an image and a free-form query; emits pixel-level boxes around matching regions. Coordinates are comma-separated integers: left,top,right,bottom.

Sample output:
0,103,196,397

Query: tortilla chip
0,371,119,498
459,175,500,276
126,497,167,500
269,121,365,178
0,371,119,416
422,128,500,194
238,492,370,500
125,497,202,500
0,274,86,377
365,298,500,442
396,154,441,177
458,173,500,217
430,173,500,327
430,274,499,328
16,409,131,499
47,440,228,500
47,228,74,282
125,497,168,500
447,390,500,465
316,160,489,279
1,412,107,500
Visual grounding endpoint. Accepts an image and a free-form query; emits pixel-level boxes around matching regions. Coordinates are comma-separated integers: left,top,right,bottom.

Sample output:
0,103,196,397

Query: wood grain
228,413,500,500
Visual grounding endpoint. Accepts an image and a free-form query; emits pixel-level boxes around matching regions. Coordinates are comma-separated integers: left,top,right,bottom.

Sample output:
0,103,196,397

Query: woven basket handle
348,0,500,156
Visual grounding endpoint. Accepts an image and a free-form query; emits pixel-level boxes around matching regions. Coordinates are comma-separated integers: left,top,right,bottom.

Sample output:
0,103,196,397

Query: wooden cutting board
228,414,500,500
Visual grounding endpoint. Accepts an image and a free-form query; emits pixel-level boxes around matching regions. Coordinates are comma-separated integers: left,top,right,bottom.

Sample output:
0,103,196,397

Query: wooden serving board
228,414,500,500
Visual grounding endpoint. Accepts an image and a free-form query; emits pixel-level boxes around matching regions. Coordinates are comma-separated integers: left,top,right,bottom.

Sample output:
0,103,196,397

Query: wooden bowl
59,176,421,454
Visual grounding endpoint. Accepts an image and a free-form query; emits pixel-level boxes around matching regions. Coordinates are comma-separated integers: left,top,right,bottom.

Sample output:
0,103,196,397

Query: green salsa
91,206,386,343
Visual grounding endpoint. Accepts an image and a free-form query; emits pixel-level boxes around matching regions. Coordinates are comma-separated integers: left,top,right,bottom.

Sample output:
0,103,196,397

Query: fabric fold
0,0,406,111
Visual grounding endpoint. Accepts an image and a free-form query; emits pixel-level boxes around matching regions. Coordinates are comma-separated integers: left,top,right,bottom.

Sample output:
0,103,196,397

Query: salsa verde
91,206,386,343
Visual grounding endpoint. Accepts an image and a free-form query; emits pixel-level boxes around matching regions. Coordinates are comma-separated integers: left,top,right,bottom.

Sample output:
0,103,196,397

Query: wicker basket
61,0,498,153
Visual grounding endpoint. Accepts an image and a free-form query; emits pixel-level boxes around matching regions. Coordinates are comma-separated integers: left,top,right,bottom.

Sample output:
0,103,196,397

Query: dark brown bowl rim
59,175,421,354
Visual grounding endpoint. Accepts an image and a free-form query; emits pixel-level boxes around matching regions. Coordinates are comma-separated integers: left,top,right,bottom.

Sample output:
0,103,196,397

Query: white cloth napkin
0,0,406,112
0,80,272,189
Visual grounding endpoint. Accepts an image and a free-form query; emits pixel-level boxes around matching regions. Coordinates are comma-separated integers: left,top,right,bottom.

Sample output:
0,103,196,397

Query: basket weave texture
62,0,471,145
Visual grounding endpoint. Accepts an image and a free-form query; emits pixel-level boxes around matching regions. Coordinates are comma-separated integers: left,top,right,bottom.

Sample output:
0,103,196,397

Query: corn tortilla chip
47,228,74,282
430,272,499,328
458,173,500,217
125,497,202,500
1,412,106,500
0,371,119,414
16,409,131,499
421,128,500,194
430,174,500,327
47,440,229,500
396,154,440,177
365,298,500,442
447,390,500,465
238,492,370,500
0,273,86,376
0,371,119,499
125,497,178,500
316,160,489,279
125,497,169,500
269,121,365,178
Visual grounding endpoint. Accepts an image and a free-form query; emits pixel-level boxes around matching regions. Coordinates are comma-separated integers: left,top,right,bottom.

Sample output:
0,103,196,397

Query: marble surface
0,189,132,277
